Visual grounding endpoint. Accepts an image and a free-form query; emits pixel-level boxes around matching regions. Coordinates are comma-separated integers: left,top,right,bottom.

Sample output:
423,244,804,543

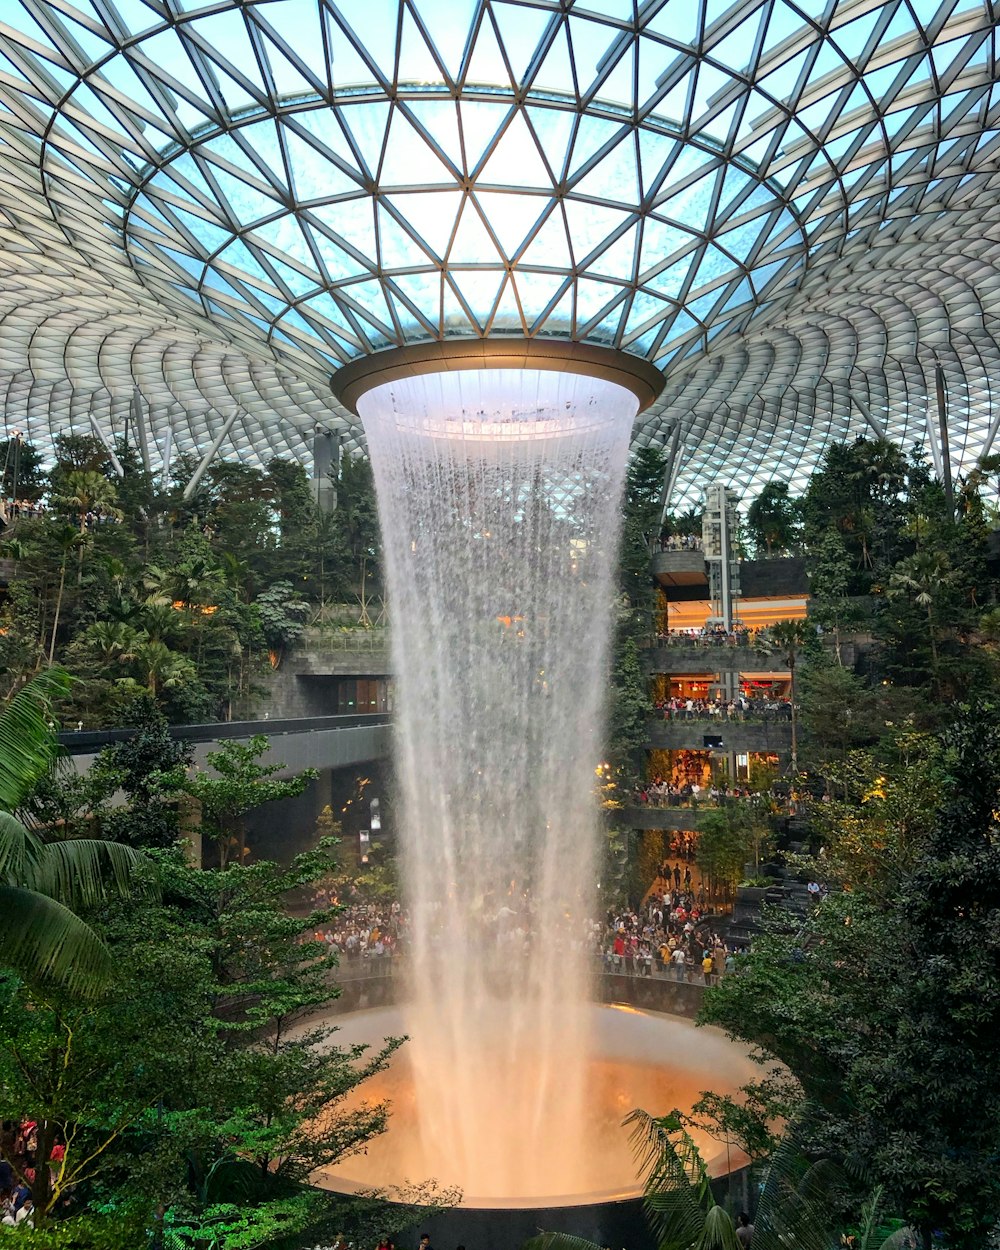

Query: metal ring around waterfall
331,339,666,415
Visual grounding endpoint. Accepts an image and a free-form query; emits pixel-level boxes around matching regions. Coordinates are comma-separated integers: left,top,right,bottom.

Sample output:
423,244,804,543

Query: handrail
58,711,391,752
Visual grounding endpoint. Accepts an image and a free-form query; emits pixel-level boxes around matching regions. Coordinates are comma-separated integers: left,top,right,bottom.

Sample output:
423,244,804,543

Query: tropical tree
47,523,86,665
768,619,813,773
886,550,953,694
746,482,802,556
525,1110,912,1250
0,669,148,996
52,468,123,532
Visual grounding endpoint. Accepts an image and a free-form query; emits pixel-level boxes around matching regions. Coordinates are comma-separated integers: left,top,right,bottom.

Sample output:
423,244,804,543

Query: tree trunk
48,558,68,665
788,657,798,774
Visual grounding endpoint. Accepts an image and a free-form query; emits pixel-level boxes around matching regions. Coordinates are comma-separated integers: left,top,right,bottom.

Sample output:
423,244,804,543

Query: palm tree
47,523,85,666
769,619,812,774
80,620,142,670
887,551,953,694
525,1110,914,1250
53,469,123,536
0,669,148,996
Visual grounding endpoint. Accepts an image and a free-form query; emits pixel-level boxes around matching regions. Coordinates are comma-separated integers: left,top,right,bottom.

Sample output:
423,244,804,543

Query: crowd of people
653,625,771,648
657,533,703,551
653,695,793,722
632,778,774,809
311,894,407,964
0,1120,67,1228
598,884,737,984
0,498,47,525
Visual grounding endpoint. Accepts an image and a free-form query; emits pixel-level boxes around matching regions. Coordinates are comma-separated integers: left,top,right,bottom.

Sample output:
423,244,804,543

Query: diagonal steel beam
182,408,241,501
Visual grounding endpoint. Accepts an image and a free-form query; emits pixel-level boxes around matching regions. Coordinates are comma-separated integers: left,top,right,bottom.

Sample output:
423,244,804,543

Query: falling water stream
358,369,636,1199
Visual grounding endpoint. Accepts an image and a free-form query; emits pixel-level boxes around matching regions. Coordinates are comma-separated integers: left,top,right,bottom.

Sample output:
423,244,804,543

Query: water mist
359,368,635,1200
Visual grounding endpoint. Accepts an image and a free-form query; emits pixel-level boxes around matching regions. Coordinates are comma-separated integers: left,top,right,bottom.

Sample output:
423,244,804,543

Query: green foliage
607,634,651,787
702,703,1000,1250
695,806,772,894
746,482,802,556
166,735,316,867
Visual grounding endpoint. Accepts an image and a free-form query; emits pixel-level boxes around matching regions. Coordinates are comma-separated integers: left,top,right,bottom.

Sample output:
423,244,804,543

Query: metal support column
131,387,152,474
182,408,241,501
312,427,339,513
87,411,125,478
935,359,954,518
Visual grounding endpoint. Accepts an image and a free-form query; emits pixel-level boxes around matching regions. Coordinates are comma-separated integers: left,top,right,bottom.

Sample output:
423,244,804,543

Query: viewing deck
644,643,787,674
647,717,792,752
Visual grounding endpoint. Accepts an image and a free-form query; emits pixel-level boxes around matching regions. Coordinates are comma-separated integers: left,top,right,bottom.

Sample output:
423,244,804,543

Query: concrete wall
648,718,791,752
644,644,785,673
621,805,705,831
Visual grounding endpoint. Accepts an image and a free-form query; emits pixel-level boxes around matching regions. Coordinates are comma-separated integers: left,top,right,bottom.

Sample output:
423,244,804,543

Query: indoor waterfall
359,368,636,1199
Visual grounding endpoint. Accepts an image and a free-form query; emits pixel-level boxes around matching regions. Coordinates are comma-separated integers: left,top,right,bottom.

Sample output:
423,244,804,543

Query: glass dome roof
0,0,997,501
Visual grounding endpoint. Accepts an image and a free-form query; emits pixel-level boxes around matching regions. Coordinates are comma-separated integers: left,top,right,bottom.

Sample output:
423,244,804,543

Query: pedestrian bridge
59,712,391,778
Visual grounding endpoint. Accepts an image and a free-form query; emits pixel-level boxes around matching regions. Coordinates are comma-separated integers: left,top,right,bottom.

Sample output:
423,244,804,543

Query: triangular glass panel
341,101,392,179
295,111,366,179
716,165,753,218
477,111,552,189
191,10,259,80
707,17,762,76
173,206,232,254
459,100,513,173
589,300,628,345
568,113,624,178
489,276,524,331
259,33,320,96
645,253,696,299
702,97,742,145
661,309,697,344
575,276,624,327
301,291,365,345
653,168,719,232
381,107,454,187
310,197,378,264
263,253,321,300
525,105,576,181
252,214,316,267
255,0,328,83
340,0,399,79
531,22,574,97
622,289,672,341
491,1,554,84
639,215,691,274
511,271,568,327
398,4,445,84
642,0,701,49
517,207,572,269
586,222,639,280
828,6,881,73
714,217,767,263
463,13,510,88
638,130,682,198
451,269,506,330
386,272,439,333
325,11,378,90
378,204,428,269
563,199,633,264
344,278,396,333
573,135,640,207
538,284,575,336
593,39,636,110
385,189,463,258
442,276,478,335
207,167,277,225
304,223,371,281
406,99,464,171
649,68,694,126
473,190,548,257
282,128,359,200
756,46,810,106
449,198,504,264
412,0,478,81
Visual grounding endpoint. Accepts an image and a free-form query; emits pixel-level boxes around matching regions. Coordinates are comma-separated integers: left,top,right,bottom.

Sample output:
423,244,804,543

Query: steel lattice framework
0,0,997,501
